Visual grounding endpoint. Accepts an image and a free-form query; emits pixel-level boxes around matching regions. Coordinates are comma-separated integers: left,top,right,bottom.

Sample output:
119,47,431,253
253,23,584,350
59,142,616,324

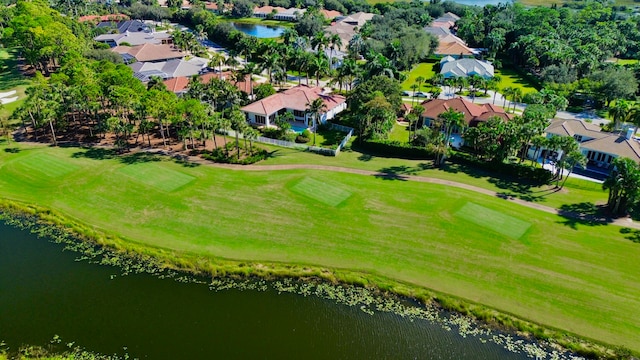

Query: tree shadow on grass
71,146,198,167
3,147,20,153
375,163,431,181
619,228,640,243
556,202,613,229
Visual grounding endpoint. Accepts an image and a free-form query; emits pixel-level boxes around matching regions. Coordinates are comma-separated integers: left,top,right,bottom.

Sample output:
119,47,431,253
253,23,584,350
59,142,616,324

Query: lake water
0,219,576,359
231,22,284,38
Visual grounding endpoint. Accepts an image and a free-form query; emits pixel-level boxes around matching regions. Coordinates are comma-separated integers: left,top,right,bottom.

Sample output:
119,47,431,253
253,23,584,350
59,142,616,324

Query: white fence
223,122,354,156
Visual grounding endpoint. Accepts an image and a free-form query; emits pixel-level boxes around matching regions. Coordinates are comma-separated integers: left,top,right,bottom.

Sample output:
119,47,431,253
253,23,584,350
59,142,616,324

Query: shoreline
0,200,630,359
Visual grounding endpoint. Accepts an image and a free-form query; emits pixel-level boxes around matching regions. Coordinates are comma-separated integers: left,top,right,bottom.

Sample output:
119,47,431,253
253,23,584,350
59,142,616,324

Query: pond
231,22,284,38
0,219,578,359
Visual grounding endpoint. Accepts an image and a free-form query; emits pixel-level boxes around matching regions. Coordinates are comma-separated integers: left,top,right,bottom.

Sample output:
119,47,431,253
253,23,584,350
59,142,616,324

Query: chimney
626,127,636,140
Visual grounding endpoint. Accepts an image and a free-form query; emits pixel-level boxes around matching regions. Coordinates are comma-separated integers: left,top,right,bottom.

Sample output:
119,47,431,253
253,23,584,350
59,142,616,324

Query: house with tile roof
78,14,129,23
97,20,151,34
95,31,172,47
163,72,255,95
532,118,640,172
320,9,342,20
440,57,494,79
419,97,511,148
324,12,375,53
425,12,478,58
112,43,185,63
241,85,346,129
252,6,306,21
129,59,206,82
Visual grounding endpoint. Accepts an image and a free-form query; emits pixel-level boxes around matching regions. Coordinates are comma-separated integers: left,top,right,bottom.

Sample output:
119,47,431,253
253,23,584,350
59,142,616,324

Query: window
255,115,266,124
573,135,583,142
293,110,305,118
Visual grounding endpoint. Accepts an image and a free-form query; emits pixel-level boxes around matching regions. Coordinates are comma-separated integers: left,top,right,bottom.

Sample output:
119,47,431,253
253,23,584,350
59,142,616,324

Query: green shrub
301,129,312,138
354,140,434,160
295,135,309,143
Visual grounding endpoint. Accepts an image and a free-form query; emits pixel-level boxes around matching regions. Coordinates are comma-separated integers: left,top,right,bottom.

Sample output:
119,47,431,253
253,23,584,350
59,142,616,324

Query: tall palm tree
209,52,225,74
260,52,281,84
311,54,329,86
328,33,342,69
306,98,327,146
242,62,259,98
436,108,465,165
608,99,631,132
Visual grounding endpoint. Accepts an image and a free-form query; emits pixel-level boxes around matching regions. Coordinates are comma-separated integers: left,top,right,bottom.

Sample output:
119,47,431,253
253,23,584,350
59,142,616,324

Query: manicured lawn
259,144,607,210
389,122,410,143
0,143,639,352
401,61,437,90
613,59,639,66
0,47,31,120
307,126,350,147
495,65,540,95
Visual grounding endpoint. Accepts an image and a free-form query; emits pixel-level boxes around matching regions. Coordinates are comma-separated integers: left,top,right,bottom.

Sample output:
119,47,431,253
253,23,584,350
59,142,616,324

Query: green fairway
0,47,31,120
455,202,531,239
289,177,353,206
118,162,196,192
0,144,639,352
15,153,80,178
402,61,437,90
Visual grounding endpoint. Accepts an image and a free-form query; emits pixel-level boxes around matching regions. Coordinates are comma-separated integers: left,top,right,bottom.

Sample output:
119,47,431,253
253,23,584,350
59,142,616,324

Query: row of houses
418,97,640,171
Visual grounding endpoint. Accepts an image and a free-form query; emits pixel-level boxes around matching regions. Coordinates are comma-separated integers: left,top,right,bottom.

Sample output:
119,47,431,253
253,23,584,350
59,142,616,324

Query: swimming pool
290,124,308,134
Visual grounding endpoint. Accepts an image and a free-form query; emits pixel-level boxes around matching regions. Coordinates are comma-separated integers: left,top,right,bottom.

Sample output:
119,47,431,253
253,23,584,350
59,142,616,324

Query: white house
440,57,494,79
240,85,347,129
528,118,640,172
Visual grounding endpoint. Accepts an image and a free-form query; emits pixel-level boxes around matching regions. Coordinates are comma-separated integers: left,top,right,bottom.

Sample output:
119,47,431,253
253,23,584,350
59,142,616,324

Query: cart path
165,151,640,230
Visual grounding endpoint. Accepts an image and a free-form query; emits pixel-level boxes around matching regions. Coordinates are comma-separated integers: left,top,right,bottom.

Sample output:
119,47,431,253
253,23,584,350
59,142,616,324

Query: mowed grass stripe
118,162,195,192
289,177,352,206
455,202,531,239
15,153,79,178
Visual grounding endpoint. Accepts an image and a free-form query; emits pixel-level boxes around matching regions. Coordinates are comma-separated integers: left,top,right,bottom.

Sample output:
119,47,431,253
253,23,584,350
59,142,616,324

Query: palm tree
415,76,425,96
242,62,259,98
603,157,640,216
306,98,327,146
488,75,501,104
225,56,240,71
559,150,587,189
511,88,523,112
229,109,246,160
209,52,225,74
260,52,281,84
502,86,514,109
311,32,329,53
328,33,342,69
436,108,465,165
608,99,631,132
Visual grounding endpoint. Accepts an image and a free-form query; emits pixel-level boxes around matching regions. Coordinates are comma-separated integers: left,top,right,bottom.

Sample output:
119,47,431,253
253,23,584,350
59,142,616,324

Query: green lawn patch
402,61,437,90
0,47,32,119
289,177,352,206
118,162,195,192
455,202,531,239
13,153,79,179
495,65,540,95
389,122,410,143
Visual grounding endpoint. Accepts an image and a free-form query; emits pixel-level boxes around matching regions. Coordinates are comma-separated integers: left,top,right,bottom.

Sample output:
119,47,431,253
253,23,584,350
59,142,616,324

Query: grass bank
0,142,638,357
401,60,437,90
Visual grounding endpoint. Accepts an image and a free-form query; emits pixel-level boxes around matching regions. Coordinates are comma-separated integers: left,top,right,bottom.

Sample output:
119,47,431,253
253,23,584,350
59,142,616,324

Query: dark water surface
0,220,547,359
231,22,285,38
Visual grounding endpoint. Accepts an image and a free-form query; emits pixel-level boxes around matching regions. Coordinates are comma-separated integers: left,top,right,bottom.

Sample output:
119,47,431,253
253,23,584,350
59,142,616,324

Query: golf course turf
0,143,639,353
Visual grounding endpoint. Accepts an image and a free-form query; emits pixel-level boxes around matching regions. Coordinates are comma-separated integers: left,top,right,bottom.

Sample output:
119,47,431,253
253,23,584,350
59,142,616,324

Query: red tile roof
78,14,129,22
241,85,346,116
112,43,184,62
320,9,342,19
163,72,255,94
420,97,509,126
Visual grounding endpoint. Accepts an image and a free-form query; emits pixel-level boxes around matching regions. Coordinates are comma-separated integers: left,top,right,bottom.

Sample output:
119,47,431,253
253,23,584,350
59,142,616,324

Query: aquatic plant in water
0,212,586,360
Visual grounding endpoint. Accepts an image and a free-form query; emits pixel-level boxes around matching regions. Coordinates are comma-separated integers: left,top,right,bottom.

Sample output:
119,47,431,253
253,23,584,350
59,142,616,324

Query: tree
435,108,464,166
603,157,640,216
608,99,631,132
231,0,253,17
254,83,276,100
306,98,327,146
559,150,587,189
229,109,246,159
